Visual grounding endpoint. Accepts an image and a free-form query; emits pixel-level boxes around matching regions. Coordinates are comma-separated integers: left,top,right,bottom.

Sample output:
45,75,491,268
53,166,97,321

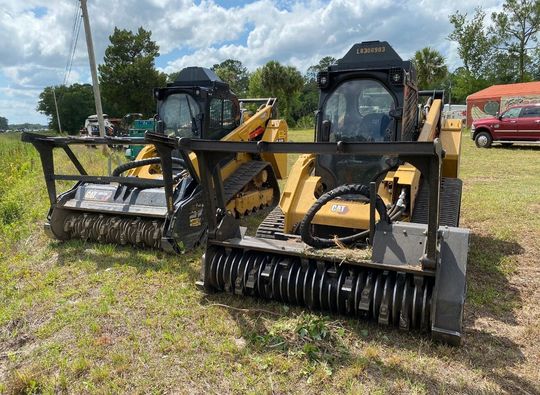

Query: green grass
0,130,539,394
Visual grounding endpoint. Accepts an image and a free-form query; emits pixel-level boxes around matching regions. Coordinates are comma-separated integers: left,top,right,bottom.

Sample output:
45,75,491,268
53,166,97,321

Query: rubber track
255,206,285,239
411,177,462,227
223,161,272,202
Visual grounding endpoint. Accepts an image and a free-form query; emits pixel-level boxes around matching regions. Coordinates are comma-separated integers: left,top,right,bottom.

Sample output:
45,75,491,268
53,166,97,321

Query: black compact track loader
151,41,470,345
23,67,288,253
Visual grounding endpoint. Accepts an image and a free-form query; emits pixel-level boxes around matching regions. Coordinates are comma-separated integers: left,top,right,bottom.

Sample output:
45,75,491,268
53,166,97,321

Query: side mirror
321,119,331,141
156,120,165,134
498,115,503,121
191,118,199,136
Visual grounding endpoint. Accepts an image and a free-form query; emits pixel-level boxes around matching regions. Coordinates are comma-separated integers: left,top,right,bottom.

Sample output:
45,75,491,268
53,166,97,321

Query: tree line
447,0,540,102
37,0,539,134
0,117,8,130
36,27,338,134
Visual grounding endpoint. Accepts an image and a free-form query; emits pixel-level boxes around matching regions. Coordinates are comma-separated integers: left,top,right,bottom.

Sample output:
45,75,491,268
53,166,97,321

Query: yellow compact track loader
22,67,287,253
151,41,470,345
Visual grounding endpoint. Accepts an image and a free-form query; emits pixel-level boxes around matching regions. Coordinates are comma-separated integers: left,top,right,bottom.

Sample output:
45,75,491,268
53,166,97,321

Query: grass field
0,130,539,394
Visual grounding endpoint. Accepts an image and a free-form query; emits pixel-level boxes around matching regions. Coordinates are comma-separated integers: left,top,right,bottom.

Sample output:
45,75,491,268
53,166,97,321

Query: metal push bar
146,133,443,268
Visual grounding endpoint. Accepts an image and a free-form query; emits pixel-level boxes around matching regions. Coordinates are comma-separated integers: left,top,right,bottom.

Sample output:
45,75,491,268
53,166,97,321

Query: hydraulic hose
112,157,185,177
300,184,390,248
389,206,405,222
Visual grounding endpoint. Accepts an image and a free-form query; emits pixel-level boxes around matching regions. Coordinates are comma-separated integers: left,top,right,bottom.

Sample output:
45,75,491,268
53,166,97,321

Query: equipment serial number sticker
331,204,348,214
357,46,386,54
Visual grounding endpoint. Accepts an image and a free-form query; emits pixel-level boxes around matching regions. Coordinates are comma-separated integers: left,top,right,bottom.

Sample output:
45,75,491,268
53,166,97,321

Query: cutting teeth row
207,247,433,332
63,213,163,248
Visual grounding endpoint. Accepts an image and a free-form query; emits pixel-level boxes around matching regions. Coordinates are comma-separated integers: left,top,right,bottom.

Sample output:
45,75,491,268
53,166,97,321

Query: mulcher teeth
206,247,434,332
63,212,163,249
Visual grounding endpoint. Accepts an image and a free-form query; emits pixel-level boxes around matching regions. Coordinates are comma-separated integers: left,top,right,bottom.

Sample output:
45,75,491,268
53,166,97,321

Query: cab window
223,100,235,130
502,107,521,118
208,98,237,139
520,107,540,117
159,93,200,138
322,79,395,142
317,79,397,188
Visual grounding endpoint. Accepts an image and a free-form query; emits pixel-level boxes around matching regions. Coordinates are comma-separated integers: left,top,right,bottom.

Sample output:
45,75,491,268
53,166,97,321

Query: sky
0,0,504,125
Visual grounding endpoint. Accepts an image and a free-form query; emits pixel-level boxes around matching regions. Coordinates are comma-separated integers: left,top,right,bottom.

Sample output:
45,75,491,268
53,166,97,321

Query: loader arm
186,98,288,181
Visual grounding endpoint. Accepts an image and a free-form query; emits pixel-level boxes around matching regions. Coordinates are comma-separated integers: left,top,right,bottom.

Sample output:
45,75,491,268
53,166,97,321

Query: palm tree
413,47,449,89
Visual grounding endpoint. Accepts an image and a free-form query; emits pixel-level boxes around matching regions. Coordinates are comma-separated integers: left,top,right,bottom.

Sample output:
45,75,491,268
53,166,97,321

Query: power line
54,0,82,132
62,1,79,84
63,0,82,86
64,13,82,86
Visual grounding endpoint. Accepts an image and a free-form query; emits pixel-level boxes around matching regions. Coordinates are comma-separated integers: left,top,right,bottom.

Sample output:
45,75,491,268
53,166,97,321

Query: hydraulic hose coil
112,157,185,176
299,184,389,248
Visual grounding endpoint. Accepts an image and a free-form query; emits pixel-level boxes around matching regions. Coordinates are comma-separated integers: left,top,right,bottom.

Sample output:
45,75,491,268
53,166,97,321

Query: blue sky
0,0,504,125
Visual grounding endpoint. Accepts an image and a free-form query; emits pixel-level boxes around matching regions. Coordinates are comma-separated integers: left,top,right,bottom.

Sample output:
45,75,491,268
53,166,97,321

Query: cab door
494,107,521,139
517,106,540,140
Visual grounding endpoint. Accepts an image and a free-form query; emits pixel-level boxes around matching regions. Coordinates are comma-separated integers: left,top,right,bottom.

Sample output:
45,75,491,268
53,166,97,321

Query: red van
471,104,540,148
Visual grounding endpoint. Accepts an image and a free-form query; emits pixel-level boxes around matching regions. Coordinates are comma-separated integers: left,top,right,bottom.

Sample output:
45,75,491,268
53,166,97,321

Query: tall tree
486,50,523,83
211,59,250,96
290,56,336,127
99,27,166,117
413,48,448,89
248,68,264,97
449,8,495,78
0,116,8,130
37,84,95,134
447,68,491,104
533,47,540,80
258,61,304,122
491,0,540,81
306,56,336,81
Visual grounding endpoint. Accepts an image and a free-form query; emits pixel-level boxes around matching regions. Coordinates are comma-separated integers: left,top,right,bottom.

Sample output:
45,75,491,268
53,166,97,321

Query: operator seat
361,112,392,141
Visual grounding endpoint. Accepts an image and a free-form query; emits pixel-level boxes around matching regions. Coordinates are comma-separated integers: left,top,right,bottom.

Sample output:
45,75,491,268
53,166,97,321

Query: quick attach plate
372,221,431,270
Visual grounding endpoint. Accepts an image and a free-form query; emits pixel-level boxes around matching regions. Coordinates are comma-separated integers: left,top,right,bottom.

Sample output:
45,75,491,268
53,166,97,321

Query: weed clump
249,313,349,364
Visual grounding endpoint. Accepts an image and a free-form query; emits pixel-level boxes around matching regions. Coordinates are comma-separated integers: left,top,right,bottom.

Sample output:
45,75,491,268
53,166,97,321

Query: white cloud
0,0,503,124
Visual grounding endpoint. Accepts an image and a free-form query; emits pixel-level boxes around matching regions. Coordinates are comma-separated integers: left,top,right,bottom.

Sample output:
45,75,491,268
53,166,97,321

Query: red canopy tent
466,81,540,127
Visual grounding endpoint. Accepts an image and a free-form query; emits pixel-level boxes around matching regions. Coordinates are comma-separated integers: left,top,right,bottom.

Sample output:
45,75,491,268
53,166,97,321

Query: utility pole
52,87,63,134
448,79,452,109
80,0,105,138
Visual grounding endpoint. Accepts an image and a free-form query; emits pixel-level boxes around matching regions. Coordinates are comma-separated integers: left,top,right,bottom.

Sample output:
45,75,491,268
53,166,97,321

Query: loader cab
154,67,241,140
315,41,418,190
